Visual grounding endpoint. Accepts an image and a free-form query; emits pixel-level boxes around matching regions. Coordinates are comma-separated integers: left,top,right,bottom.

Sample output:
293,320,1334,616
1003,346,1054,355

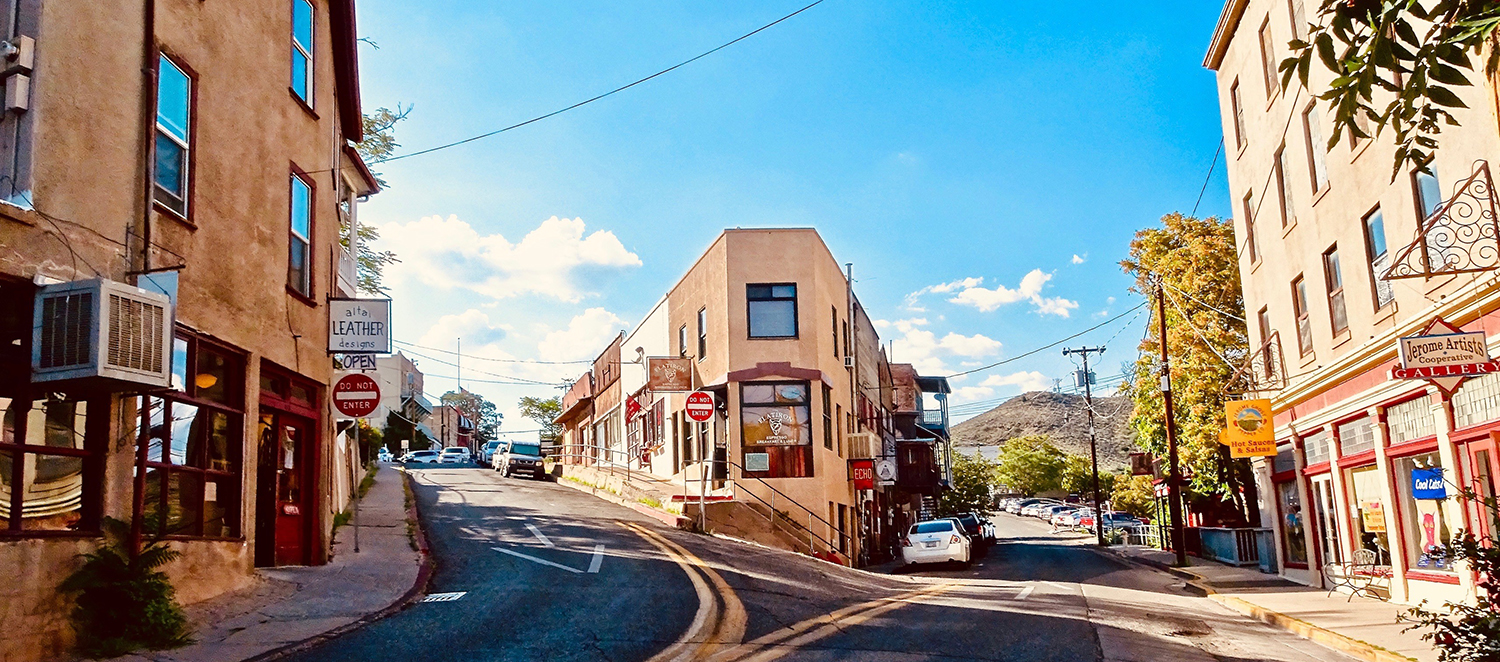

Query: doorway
1310,475,1342,566
255,410,313,566
1467,434,1500,540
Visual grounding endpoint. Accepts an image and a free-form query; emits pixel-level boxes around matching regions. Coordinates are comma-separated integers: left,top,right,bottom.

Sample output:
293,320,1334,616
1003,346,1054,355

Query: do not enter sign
333,373,381,418
685,391,714,423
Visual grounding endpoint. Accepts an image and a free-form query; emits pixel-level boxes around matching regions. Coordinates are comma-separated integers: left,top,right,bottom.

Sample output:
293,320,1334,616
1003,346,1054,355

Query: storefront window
1346,466,1392,565
1397,452,1453,572
1277,481,1309,565
137,334,244,539
1303,429,1331,466
0,395,98,533
741,382,813,478
1338,417,1376,456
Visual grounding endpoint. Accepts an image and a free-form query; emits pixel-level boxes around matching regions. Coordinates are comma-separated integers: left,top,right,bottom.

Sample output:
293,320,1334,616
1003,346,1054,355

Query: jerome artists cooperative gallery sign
1393,317,1499,394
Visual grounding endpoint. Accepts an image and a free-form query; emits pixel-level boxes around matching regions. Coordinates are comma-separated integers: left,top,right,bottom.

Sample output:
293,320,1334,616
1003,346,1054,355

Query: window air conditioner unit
846,432,877,458
844,356,855,369
32,278,172,388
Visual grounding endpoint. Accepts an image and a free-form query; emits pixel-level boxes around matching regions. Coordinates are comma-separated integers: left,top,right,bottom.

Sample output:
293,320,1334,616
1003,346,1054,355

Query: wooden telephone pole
1156,279,1188,567
1062,345,1106,547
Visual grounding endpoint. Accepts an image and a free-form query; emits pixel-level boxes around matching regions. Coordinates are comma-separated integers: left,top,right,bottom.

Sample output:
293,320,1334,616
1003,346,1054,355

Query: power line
1190,138,1223,217
393,339,591,365
400,347,564,386
1163,280,1245,323
370,0,828,166
945,300,1149,379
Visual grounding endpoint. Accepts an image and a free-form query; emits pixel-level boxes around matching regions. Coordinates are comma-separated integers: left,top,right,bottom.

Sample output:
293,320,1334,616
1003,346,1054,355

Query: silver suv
497,441,545,479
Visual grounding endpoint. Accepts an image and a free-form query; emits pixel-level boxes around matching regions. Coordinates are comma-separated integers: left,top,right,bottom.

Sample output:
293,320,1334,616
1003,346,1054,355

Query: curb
243,468,435,662
552,474,692,529
1094,546,1418,662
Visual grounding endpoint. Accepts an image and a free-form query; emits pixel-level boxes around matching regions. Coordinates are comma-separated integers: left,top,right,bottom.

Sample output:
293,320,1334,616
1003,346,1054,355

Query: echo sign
329,298,392,354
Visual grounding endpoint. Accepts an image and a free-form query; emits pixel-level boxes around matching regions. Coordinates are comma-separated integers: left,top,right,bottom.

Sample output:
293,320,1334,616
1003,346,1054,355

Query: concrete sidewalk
116,463,429,662
1104,544,1436,662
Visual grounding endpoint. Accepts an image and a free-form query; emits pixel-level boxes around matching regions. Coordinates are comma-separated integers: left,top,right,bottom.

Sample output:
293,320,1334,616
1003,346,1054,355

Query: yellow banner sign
1223,399,1276,458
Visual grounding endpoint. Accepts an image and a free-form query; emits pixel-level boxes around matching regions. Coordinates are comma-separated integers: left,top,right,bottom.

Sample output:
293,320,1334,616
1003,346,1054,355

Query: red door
274,417,310,565
1467,434,1500,540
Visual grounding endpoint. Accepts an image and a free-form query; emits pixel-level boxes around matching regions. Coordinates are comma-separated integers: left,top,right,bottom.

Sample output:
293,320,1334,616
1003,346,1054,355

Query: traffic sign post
684,391,714,531
332,373,380,554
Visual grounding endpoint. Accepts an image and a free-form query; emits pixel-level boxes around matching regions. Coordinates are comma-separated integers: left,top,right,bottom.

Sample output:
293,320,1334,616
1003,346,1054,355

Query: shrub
59,517,191,658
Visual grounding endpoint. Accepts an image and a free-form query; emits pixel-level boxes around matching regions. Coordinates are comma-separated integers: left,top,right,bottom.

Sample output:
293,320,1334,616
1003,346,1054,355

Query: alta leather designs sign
1393,317,1500,394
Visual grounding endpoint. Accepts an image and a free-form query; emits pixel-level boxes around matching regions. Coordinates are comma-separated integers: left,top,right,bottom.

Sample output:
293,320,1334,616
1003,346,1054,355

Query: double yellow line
623,521,955,662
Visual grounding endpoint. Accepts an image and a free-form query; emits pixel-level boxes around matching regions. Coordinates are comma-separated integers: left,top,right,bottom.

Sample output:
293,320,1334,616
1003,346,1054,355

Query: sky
351,1,1234,437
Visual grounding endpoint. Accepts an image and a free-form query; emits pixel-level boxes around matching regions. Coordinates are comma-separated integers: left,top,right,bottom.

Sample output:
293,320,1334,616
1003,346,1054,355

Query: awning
405,393,434,416
416,423,436,440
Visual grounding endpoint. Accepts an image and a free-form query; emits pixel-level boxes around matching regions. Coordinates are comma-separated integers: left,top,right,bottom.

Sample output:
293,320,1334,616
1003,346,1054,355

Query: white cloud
882,318,1001,375
946,269,1080,317
980,371,1053,392
1072,254,1087,264
416,309,511,349
537,308,626,363
951,386,995,402
903,277,984,310
377,215,641,303
939,332,1002,357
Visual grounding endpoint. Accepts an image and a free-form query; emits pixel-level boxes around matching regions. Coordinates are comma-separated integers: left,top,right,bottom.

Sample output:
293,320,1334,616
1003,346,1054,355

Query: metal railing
724,458,854,562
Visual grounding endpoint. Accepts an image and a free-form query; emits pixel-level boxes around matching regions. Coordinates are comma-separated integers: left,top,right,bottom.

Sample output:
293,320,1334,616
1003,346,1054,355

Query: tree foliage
1061,454,1117,501
993,435,1066,497
937,450,998,516
518,396,562,442
1283,1,1500,176
1120,213,1255,521
1400,530,1500,660
1111,474,1158,520
339,224,399,296
337,105,410,296
441,389,502,443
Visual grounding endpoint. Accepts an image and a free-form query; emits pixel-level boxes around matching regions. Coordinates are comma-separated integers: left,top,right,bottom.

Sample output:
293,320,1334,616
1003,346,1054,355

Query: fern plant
58,517,192,658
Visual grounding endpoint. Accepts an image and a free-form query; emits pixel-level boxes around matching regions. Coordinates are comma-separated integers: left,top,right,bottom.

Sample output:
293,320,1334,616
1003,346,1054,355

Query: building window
1231,80,1247,150
747,284,797,338
1302,428,1331,466
1364,208,1393,308
137,335,244,539
1413,166,1453,272
1276,481,1308,565
1259,20,1280,97
1304,104,1329,193
1274,147,1294,226
822,385,833,450
842,320,850,358
831,307,838,357
1350,110,1372,151
291,0,314,104
740,382,812,479
1347,465,1393,565
1287,0,1306,39
679,324,688,358
1387,397,1436,444
1453,372,1500,429
288,172,313,297
1243,192,1259,262
1292,275,1312,355
1,394,103,534
1397,452,1453,572
154,55,192,217
1258,307,1273,378
1414,166,1443,220
697,307,707,360
1338,417,1377,456
1323,246,1347,335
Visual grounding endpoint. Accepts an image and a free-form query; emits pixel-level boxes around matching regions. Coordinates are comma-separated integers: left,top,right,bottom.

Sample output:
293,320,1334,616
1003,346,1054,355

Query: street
287,467,1358,662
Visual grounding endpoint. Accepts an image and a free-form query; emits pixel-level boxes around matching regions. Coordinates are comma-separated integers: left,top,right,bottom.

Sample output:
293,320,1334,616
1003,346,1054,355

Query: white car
477,441,503,465
1053,508,1090,528
402,450,441,464
439,447,472,464
377,448,393,462
900,519,972,567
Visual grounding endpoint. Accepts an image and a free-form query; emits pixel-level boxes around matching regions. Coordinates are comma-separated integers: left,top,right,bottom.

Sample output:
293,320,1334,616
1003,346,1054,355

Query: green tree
1111,474,1158,521
441,389,502,443
1060,454,1117,501
337,105,410,296
518,396,562,442
1120,213,1257,524
993,435,1066,497
937,450,998,516
1283,1,1500,176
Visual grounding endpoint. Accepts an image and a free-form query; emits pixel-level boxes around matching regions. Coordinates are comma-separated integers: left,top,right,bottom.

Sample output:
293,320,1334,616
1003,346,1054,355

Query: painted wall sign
1223,399,1276,458
647,357,693,392
1394,317,1498,393
1411,467,1447,500
328,298,392,354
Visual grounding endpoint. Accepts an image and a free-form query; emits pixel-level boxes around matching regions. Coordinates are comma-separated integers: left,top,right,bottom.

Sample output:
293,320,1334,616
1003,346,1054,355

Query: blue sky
353,1,1233,433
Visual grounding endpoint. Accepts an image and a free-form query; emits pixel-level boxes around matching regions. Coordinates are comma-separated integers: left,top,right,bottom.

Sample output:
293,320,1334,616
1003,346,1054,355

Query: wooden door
274,416,310,565
1468,434,1500,540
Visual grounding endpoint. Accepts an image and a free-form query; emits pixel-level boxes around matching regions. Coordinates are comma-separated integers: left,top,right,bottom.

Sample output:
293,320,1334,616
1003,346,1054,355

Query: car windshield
912,521,953,534
511,443,542,457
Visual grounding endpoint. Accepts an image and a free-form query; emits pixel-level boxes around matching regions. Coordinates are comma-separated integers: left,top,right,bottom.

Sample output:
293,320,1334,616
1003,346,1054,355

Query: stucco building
0,1,379,659
1207,0,1500,605
555,229,952,565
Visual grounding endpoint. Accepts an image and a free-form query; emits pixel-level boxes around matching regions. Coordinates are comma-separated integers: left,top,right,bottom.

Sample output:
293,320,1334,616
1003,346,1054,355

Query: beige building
556,229,952,566
1207,0,1500,605
0,1,380,659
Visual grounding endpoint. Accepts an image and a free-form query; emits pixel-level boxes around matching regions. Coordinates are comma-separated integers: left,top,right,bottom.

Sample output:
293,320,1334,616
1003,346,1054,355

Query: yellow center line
623,522,748,661
710,582,957,662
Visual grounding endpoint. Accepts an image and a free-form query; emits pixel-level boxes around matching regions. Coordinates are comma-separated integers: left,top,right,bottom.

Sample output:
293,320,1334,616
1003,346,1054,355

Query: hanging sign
849,459,875,490
1360,501,1387,533
1394,317,1499,394
648,357,693,392
1222,399,1276,458
1412,467,1447,500
328,298,392,354
1129,452,1154,476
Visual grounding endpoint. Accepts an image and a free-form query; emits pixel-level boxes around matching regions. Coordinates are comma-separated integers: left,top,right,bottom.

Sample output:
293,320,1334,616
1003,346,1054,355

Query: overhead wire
945,300,1148,379
393,339,592,365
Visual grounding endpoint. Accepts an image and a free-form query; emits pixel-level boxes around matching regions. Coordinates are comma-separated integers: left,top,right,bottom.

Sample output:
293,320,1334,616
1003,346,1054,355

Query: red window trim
1284,562,1309,569
1271,469,1298,483
1386,437,1439,459
1406,569,1461,585
1301,460,1332,476
287,163,317,302
1336,448,1377,469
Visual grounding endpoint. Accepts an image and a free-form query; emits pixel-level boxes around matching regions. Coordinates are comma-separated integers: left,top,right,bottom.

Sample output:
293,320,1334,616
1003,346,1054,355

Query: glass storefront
1396,452,1453,573
1277,481,1308,565
1345,465,1392,566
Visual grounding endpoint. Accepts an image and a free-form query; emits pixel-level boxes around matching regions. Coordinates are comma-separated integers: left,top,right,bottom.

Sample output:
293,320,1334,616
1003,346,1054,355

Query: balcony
336,244,358,297
914,376,951,436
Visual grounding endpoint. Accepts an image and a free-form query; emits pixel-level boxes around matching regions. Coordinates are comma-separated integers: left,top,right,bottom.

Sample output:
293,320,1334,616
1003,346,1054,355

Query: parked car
1021,501,1060,517
1036,504,1074,520
961,512,997,543
439,447,472,464
1053,508,1091,529
402,450,441,464
497,440,546,479
477,440,503,465
377,448,393,462
952,513,987,545
900,519,971,568
1082,511,1142,531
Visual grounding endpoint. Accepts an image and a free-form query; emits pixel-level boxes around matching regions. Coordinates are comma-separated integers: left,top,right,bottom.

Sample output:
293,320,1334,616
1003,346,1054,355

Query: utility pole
1063,345,1106,547
1156,279,1188,566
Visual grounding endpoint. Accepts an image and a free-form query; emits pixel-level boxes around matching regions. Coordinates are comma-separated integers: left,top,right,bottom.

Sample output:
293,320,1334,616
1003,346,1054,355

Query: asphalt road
288,467,1359,661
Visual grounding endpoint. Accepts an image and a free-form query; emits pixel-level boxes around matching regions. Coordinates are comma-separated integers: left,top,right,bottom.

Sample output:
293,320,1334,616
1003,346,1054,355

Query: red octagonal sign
685,391,714,423
333,373,381,418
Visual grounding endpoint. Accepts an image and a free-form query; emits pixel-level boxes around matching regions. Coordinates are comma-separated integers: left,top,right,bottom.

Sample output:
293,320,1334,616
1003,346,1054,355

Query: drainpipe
129,0,157,558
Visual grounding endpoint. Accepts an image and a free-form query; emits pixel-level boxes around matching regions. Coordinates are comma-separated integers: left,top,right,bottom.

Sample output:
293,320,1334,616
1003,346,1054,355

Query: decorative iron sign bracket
1383,161,1500,281
1225,331,1287,395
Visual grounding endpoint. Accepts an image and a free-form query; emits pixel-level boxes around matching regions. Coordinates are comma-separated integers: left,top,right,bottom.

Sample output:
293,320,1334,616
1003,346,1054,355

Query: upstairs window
1258,307,1273,378
1242,191,1259,262
678,324,688,358
1231,80,1247,150
1274,146,1294,226
291,0,314,104
288,173,313,297
1414,166,1443,220
747,284,797,338
154,55,192,217
1323,246,1347,335
1292,275,1312,355
1364,208,1394,308
1259,20,1280,97
1304,104,1329,193
697,307,707,359
1288,0,1306,40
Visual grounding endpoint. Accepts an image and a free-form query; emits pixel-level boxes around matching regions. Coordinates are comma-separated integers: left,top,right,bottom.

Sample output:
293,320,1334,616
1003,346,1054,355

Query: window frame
1304,104,1329,193
678,324,688,358
822,384,833,450
1292,275,1313,355
153,52,196,221
287,167,316,300
1363,207,1394,309
0,393,107,537
1412,165,1443,223
1258,306,1274,378
1323,245,1348,335
1243,191,1259,262
740,381,814,479
1274,146,1294,227
290,0,315,107
1230,79,1247,150
1287,0,1306,40
697,307,708,360
746,283,799,339
1259,19,1280,98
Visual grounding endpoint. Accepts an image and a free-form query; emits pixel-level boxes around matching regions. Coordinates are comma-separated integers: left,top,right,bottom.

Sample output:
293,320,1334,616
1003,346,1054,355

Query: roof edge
329,0,363,141
1203,0,1250,71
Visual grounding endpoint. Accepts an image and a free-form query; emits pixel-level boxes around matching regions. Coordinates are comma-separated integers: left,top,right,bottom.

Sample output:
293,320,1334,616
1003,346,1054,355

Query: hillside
950,391,1137,470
